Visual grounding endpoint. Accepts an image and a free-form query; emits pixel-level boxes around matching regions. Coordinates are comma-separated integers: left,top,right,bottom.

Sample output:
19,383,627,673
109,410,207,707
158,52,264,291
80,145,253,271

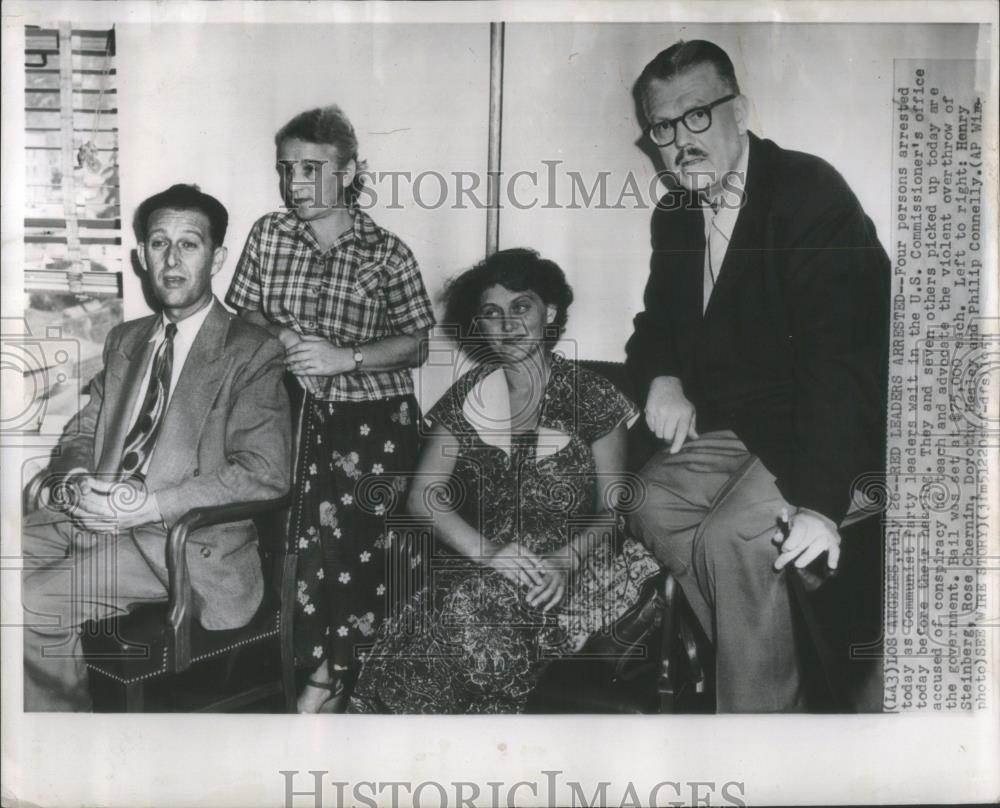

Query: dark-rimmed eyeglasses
645,94,738,147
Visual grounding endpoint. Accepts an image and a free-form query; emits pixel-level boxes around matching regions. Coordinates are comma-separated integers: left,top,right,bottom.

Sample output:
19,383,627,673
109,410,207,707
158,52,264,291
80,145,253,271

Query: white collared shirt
125,298,215,442
702,135,749,311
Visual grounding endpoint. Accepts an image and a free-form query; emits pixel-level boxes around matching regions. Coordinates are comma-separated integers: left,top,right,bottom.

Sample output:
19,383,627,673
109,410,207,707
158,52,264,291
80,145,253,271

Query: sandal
297,676,346,714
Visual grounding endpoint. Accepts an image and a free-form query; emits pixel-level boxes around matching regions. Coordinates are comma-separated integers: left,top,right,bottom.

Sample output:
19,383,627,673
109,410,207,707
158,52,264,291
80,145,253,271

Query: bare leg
297,660,346,713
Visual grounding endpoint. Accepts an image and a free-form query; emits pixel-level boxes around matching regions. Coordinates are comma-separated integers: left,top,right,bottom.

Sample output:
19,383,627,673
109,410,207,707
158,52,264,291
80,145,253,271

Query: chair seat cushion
82,595,281,685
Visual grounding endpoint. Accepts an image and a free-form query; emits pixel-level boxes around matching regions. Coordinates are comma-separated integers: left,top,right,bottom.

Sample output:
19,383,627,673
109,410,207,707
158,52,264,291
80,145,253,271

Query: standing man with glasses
625,40,890,711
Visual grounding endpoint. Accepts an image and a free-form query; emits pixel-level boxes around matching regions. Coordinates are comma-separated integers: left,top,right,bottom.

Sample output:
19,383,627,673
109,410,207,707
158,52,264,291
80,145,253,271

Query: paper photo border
2,2,998,807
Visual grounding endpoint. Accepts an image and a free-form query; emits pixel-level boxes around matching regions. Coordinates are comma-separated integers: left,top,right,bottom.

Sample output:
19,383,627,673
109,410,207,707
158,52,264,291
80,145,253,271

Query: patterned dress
349,356,662,713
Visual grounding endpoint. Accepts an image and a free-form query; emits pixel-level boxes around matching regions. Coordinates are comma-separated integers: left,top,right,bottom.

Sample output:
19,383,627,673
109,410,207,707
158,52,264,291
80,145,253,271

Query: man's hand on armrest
645,375,699,453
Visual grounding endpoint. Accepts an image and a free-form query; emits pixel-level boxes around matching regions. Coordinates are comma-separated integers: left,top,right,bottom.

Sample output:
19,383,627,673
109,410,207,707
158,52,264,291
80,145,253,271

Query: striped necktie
120,322,177,477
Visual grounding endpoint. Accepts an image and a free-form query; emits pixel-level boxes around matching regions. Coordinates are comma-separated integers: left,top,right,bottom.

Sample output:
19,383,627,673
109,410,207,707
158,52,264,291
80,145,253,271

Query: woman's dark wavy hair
275,105,368,207
442,248,574,361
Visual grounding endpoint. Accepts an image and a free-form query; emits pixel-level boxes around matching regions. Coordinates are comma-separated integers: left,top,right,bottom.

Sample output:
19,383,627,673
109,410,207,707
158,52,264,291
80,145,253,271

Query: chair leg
124,681,145,712
280,554,298,713
281,642,297,714
658,573,712,711
678,615,706,695
658,575,678,713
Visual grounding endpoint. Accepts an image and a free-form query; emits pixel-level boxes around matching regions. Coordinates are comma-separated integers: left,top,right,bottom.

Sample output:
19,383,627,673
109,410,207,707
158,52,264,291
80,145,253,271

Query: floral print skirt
290,393,419,676
348,535,661,713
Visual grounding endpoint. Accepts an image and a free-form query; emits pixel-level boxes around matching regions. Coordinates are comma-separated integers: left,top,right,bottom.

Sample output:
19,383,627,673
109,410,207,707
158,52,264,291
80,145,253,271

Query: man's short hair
635,39,741,102
133,184,229,246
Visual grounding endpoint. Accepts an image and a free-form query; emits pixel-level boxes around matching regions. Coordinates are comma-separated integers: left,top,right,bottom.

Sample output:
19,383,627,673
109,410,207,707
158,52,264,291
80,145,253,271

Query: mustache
675,148,708,167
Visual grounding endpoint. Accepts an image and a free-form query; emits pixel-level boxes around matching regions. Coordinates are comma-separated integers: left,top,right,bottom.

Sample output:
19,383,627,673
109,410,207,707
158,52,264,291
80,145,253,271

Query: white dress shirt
125,298,215,469
702,135,749,312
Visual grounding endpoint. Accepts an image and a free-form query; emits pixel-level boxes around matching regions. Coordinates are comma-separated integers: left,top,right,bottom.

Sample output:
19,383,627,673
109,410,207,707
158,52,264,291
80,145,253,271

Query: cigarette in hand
773,507,792,544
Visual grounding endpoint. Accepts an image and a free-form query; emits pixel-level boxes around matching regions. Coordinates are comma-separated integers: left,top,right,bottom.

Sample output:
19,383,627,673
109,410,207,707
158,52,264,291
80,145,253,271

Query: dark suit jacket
626,132,890,524
48,298,292,629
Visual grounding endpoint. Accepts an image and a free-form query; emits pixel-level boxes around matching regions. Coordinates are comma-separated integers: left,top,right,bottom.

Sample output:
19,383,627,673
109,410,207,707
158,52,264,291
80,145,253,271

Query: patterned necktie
120,322,177,476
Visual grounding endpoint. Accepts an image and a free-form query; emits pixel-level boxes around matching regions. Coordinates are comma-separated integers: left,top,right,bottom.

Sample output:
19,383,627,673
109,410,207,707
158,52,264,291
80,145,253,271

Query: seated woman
349,248,661,714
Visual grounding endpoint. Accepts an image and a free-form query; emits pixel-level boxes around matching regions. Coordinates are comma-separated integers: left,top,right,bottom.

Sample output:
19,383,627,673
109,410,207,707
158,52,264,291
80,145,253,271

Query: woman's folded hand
525,552,579,612
484,543,580,612
484,543,546,590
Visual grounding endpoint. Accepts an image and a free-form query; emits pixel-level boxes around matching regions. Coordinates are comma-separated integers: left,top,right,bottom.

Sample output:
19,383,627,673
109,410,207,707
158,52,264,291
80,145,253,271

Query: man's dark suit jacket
626,132,890,524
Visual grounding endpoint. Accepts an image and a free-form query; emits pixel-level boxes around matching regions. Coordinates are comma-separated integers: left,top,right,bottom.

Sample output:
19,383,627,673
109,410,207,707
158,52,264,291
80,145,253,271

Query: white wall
116,22,492,408
117,22,491,308
501,22,985,361
116,22,985,394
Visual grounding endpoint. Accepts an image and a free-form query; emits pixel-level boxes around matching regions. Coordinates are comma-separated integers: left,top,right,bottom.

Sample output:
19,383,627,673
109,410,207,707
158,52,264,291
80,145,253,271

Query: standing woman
226,105,435,712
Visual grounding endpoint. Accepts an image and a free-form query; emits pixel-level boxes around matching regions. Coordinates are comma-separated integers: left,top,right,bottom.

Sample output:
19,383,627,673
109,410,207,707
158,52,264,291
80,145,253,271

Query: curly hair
442,248,574,361
275,105,369,207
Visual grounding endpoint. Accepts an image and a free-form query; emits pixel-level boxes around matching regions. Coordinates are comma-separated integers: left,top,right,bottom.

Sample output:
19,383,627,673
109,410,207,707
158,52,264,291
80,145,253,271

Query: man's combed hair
635,39,741,102
133,183,229,246
275,104,368,207
443,248,574,361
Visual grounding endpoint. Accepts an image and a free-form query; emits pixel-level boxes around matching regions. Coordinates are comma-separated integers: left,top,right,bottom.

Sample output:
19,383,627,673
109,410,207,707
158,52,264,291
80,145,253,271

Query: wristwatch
352,345,364,371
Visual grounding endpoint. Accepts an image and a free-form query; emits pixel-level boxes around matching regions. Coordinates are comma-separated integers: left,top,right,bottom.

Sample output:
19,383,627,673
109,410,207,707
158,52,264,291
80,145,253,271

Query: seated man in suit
625,41,890,711
22,183,292,711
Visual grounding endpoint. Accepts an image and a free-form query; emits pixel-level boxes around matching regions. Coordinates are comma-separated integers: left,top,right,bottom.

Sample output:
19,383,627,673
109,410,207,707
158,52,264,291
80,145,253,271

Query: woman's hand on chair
285,336,354,377
277,327,302,350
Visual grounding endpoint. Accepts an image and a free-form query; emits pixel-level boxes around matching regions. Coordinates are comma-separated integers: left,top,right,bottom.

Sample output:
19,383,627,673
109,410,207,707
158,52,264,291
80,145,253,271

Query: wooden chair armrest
166,494,292,671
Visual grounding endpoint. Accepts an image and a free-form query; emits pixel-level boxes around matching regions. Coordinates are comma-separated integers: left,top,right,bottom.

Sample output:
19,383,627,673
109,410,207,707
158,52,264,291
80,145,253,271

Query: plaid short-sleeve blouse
226,209,435,402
